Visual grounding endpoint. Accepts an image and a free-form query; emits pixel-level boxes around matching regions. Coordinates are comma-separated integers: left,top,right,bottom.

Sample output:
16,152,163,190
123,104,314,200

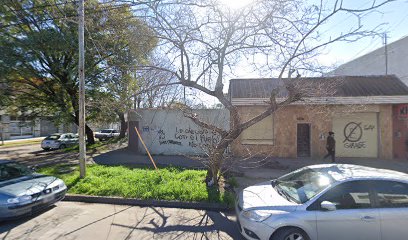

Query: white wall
135,109,229,155
330,36,408,85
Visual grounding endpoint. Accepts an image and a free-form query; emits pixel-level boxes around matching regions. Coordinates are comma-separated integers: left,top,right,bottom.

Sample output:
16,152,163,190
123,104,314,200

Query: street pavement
0,202,242,240
0,144,78,167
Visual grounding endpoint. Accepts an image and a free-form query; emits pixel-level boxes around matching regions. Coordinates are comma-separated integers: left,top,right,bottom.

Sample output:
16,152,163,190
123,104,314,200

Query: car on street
236,164,408,240
0,160,67,221
41,133,78,150
94,129,120,141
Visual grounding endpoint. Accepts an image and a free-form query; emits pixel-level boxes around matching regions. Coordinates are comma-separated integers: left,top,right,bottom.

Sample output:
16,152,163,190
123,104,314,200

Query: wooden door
297,123,311,157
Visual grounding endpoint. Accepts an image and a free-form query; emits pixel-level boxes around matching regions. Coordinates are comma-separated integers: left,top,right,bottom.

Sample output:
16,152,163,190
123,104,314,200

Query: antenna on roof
384,32,388,75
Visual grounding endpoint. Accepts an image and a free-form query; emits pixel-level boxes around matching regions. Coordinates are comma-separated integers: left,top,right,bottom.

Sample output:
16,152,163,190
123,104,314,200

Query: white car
41,133,78,150
94,129,120,141
236,164,408,240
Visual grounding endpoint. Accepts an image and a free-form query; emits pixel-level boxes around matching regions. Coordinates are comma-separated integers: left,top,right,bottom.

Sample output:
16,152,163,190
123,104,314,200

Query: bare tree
129,0,393,185
136,55,182,108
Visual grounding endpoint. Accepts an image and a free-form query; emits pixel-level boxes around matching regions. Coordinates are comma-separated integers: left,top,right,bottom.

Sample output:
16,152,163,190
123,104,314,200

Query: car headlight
58,182,66,188
242,210,272,222
7,195,32,204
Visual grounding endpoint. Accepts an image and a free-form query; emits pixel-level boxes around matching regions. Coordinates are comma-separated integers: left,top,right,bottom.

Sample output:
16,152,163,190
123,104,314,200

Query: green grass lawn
63,137,126,153
38,164,235,205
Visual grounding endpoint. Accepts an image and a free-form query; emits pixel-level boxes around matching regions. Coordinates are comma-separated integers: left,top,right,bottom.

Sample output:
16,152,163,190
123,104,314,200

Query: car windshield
100,130,112,133
45,135,60,140
0,162,33,182
274,167,334,204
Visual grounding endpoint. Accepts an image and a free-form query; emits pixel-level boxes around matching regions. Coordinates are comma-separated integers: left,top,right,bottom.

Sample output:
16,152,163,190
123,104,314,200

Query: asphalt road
0,144,78,166
0,202,243,240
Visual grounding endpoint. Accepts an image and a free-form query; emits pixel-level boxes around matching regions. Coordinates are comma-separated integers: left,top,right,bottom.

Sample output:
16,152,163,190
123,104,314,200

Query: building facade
330,36,408,86
0,112,77,140
229,76,408,160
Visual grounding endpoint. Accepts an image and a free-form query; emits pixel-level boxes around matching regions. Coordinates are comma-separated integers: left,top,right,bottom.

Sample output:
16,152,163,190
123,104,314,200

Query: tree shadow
1,205,242,240
112,207,243,240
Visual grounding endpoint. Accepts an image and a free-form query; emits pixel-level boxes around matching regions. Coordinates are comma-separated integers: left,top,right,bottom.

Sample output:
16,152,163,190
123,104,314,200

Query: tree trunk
72,113,95,144
117,111,127,138
206,129,243,186
207,146,228,186
85,124,95,144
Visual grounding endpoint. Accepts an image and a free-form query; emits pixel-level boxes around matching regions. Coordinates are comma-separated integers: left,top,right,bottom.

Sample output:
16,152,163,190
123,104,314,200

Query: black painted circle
343,122,363,143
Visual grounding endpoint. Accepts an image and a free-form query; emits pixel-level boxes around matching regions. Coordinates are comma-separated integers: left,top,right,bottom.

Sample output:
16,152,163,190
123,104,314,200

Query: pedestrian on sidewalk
323,131,336,163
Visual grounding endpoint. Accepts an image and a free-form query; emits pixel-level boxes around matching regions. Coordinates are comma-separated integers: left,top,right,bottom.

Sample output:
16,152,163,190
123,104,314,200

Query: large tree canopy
0,0,156,142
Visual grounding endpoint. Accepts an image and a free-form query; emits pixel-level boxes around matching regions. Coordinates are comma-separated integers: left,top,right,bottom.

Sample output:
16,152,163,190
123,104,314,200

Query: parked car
0,160,67,221
41,133,78,150
236,164,408,240
94,129,120,141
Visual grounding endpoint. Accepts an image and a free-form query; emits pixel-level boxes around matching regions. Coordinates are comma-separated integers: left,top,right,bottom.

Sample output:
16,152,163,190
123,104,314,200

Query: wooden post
78,0,86,178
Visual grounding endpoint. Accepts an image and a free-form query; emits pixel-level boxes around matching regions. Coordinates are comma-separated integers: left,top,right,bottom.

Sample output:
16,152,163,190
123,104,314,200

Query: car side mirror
321,201,336,211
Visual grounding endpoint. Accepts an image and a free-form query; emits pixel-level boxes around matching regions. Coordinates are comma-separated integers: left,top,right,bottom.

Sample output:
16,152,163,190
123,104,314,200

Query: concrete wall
0,114,10,140
330,36,408,85
231,104,393,159
132,109,229,155
0,114,76,140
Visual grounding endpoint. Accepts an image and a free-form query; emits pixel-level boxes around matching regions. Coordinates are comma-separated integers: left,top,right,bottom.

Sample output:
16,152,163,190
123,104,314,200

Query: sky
316,0,408,67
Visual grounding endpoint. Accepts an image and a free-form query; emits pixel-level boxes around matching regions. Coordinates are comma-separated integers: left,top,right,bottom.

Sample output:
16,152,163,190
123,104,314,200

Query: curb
63,194,232,212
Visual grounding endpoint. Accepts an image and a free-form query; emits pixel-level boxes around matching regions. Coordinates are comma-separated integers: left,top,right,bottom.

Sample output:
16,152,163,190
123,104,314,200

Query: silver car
0,160,67,220
41,133,78,150
236,164,408,240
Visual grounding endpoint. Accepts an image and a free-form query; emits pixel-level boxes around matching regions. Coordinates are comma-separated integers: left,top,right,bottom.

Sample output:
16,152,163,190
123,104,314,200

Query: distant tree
0,0,156,142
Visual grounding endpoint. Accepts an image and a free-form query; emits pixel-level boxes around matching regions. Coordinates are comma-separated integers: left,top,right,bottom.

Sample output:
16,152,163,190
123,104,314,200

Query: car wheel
271,227,310,240
59,144,66,149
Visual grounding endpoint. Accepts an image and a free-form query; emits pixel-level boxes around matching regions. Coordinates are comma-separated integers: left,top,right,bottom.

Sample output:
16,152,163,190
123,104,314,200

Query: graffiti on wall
343,122,375,149
142,125,221,149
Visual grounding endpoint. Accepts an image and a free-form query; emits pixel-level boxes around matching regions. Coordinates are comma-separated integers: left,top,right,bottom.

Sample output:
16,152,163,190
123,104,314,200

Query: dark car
0,160,67,220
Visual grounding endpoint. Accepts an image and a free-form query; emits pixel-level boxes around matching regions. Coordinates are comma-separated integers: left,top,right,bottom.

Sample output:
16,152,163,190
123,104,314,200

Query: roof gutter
231,96,408,106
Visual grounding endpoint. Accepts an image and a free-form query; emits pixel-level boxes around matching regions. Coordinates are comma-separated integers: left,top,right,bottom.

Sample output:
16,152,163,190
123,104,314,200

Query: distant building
330,36,408,86
0,111,77,140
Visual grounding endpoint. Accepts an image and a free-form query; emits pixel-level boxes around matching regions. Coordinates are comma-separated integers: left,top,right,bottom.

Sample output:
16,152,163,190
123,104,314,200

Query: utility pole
384,33,388,75
78,0,86,178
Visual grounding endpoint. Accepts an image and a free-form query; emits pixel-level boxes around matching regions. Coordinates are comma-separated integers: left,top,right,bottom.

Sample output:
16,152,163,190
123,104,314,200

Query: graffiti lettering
363,124,375,131
174,132,188,140
344,142,366,149
189,141,212,149
158,129,165,140
147,126,222,149
159,140,182,146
